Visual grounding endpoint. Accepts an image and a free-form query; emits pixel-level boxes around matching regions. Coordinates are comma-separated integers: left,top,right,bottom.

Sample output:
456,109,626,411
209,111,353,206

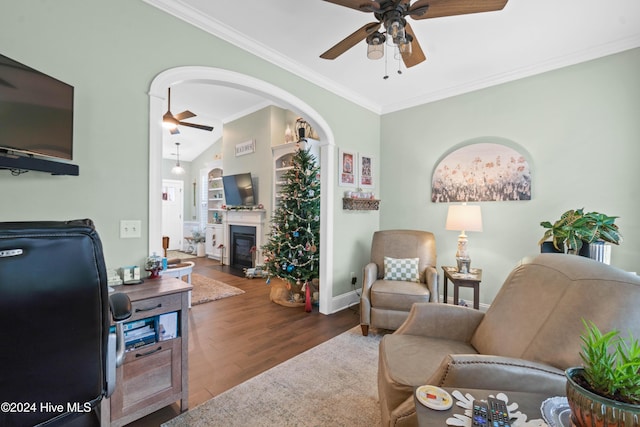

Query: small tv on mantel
0,52,78,176
222,173,256,207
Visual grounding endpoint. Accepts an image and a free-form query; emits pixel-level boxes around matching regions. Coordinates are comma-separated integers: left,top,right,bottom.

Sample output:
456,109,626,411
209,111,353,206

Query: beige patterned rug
162,326,383,426
191,273,245,306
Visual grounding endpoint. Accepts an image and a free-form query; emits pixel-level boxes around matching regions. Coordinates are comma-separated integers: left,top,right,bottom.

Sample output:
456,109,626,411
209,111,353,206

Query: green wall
380,48,640,304
0,0,381,303
3,1,635,307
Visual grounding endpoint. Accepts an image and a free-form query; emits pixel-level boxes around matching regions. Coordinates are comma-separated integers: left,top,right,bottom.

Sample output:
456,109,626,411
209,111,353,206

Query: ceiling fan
320,0,509,68
162,87,214,135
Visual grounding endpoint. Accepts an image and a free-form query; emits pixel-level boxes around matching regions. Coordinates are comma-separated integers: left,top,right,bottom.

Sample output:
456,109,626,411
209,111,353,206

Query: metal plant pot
566,367,640,427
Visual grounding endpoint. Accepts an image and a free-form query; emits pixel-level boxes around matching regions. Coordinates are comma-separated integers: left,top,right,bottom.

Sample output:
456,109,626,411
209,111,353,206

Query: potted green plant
539,208,622,254
565,320,640,427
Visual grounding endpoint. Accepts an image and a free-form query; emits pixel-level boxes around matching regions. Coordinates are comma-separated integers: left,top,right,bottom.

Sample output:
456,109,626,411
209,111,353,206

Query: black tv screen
222,173,256,206
0,53,74,160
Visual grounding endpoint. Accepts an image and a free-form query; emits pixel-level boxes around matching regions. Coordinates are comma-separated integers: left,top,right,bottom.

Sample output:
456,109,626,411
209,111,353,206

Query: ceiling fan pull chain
383,47,389,79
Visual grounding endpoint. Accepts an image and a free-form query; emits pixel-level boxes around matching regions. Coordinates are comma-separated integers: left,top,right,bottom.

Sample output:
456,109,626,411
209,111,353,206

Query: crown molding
143,0,640,116
142,0,382,114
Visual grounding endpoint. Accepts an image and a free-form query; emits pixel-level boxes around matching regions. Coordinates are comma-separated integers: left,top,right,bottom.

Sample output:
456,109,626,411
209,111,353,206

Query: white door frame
161,179,184,251
148,67,336,314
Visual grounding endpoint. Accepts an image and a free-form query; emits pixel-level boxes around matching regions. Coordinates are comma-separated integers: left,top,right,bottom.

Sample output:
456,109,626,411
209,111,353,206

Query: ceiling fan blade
401,22,426,68
322,0,381,13
174,110,196,121
178,121,214,132
408,0,508,20
320,22,381,60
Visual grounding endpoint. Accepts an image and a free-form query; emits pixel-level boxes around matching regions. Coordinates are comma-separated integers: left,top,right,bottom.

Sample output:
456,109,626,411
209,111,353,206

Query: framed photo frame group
338,149,375,188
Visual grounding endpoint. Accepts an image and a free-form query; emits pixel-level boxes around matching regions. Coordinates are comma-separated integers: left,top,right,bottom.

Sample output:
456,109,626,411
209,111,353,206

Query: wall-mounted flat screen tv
0,53,74,160
222,173,256,206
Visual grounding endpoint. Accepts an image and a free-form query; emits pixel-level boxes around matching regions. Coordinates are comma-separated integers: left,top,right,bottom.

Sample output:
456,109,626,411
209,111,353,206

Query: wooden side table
102,276,192,427
442,266,483,309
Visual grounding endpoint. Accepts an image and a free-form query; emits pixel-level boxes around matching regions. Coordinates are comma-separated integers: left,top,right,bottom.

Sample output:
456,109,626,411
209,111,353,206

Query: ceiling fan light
171,164,185,175
367,43,384,60
398,37,412,56
386,18,405,44
171,142,185,175
366,32,385,60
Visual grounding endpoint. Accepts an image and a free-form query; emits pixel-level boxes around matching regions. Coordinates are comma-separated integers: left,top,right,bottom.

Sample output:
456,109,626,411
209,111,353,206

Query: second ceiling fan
163,87,214,135
320,0,509,68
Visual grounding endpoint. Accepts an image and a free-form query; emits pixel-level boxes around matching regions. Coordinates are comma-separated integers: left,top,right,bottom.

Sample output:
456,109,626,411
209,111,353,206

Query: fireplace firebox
229,225,256,269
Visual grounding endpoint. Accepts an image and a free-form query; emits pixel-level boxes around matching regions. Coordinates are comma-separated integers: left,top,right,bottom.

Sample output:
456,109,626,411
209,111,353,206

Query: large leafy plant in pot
539,208,622,254
565,320,640,427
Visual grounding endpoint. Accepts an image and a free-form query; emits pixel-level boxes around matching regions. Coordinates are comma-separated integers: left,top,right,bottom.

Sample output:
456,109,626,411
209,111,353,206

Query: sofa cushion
472,254,640,370
383,257,420,282
371,279,430,311
471,257,571,359
520,257,640,370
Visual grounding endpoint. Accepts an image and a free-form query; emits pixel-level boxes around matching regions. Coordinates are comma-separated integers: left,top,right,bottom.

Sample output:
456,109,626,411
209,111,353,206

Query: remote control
471,398,511,427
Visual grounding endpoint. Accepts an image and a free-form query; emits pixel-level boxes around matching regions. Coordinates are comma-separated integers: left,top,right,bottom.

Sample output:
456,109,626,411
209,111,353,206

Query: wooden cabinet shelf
101,277,191,427
342,197,380,211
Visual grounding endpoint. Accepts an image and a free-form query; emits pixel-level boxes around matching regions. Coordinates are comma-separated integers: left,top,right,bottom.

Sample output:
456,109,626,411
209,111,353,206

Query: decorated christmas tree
262,143,320,300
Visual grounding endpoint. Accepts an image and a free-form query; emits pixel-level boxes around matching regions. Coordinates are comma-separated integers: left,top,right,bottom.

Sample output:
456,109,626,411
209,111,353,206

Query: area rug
167,250,197,260
162,326,383,427
191,273,245,306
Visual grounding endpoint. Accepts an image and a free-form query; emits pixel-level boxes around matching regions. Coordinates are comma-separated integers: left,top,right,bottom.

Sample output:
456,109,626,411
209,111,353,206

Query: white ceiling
152,0,640,160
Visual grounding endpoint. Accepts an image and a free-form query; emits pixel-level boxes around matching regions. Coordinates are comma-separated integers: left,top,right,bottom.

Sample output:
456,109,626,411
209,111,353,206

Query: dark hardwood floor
125,256,360,426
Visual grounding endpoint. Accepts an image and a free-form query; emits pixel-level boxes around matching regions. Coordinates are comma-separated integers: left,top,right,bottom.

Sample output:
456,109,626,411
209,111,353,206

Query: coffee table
414,387,553,426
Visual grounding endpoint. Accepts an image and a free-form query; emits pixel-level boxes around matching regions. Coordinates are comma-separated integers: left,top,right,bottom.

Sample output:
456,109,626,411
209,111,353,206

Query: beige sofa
378,253,640,426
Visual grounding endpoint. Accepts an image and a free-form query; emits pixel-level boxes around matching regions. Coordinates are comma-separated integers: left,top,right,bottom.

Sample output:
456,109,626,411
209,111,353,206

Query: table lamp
445,204,483,273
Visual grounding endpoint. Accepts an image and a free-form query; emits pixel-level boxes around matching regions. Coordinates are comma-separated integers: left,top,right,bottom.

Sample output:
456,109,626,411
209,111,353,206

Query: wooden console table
101,276,192,427
442,266,483,309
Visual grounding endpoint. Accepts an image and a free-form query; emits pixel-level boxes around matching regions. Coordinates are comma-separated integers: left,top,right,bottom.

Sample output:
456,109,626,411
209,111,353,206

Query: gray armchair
360,230,438,336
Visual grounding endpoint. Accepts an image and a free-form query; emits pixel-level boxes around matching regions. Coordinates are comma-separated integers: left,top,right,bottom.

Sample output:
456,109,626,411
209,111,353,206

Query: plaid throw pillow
383,257,420,282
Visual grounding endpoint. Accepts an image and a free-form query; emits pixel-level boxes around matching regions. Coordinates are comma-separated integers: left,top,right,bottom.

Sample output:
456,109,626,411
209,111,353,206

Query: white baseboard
330,289,360,314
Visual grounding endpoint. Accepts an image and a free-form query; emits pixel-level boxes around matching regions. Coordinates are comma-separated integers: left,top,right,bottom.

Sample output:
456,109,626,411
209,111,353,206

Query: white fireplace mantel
222,209,266,267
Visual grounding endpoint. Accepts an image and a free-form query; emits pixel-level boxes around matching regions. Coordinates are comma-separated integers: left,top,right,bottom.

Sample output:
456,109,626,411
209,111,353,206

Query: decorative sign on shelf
235,139,255,157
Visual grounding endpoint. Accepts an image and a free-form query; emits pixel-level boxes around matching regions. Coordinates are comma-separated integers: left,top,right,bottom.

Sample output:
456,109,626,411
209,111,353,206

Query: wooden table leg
453,282,459,306
473,283,480,309
443,275,449,304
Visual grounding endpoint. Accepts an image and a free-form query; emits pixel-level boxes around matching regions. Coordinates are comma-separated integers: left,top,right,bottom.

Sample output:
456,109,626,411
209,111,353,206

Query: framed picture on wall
358,153,374,189
431,141,531,202
338,149,356,187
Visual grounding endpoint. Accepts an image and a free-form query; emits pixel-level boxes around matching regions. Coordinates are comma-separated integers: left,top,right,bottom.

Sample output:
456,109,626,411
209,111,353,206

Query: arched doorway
148,67,336,314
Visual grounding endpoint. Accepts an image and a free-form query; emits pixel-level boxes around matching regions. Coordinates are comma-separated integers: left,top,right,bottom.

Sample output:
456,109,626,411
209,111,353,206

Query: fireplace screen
230,225,256,269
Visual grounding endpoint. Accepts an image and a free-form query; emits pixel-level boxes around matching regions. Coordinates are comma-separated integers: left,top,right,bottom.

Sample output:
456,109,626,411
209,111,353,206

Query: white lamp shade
445,205,483,232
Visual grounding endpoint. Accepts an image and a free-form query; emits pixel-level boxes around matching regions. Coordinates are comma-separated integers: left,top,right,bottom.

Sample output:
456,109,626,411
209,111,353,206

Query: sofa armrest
395,302,485,342
425,265,438,302
427,354,566,395
360,262,378,326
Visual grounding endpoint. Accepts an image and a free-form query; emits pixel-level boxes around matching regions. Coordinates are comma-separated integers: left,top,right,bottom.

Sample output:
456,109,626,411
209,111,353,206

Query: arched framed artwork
432,141,531,202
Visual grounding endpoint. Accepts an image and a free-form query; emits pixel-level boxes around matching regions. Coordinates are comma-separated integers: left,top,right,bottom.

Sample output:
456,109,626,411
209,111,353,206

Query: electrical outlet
120,220,141,238
351,272,357,285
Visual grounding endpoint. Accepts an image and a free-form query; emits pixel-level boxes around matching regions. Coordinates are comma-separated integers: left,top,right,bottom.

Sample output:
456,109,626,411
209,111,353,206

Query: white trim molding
149,66,337,314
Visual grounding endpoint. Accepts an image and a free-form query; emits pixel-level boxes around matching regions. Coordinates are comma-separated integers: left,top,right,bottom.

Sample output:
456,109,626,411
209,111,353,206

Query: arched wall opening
148,67,336,314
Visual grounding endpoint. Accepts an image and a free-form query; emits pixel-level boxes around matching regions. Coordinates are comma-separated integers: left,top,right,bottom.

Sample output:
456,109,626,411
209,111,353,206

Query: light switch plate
120,220,141,238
